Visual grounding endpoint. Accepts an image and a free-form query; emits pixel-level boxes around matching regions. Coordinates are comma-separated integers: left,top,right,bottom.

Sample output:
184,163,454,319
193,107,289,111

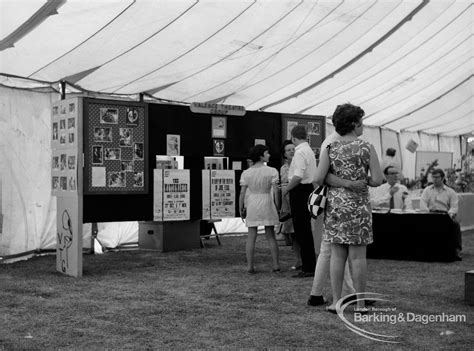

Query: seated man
370,166,412,210
420,168,462,260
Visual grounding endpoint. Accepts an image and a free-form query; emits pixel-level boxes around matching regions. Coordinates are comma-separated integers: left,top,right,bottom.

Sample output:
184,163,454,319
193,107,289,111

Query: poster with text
202,170,235,219
154,169,190,221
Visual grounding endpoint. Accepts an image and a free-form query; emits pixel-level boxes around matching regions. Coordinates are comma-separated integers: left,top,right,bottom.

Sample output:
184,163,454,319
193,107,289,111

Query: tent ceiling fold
0,0,472,136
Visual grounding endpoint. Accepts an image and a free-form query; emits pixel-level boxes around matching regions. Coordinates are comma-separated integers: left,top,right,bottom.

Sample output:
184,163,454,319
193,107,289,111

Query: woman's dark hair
333,103,365,136
248,144,268,163
281,140,293,159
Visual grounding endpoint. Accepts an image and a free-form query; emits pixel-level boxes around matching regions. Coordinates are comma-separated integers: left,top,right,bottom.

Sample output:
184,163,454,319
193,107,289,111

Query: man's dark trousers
289,183,316,273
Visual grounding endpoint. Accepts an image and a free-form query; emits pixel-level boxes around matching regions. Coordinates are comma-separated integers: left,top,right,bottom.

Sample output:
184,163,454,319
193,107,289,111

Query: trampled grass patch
1,232,473,349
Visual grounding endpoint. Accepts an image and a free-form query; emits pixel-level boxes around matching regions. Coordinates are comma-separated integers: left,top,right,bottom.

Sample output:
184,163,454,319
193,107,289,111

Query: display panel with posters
282,114,326,159
202,170,236,219
83,99,148,194
154,169,190,221
51,97,83,277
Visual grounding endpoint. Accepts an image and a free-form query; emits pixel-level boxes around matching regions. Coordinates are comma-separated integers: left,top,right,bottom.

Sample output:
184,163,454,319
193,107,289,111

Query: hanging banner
154,169,190,221
190,102,246,116
202,170,235,219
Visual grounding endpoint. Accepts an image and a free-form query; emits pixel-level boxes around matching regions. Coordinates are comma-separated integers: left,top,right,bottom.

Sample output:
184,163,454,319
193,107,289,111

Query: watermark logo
334,293,466,343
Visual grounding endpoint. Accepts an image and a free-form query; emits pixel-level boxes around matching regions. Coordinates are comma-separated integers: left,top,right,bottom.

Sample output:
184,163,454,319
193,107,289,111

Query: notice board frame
281,114,326,159
83,98,149,195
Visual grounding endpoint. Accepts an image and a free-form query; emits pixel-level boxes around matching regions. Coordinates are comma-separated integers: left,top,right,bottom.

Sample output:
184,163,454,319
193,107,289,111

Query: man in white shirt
420,168,461,260
282,125,318,277
380,148,404,180
370,166,412,210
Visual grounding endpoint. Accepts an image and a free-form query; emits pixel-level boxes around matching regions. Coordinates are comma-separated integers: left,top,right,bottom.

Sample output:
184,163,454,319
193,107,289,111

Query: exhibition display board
282,114,326,158
51,97,83,277
49,97,324,276
83,98,148,194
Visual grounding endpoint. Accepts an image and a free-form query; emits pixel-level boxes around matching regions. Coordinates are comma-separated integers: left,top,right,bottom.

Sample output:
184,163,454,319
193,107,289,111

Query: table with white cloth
367,210,458,262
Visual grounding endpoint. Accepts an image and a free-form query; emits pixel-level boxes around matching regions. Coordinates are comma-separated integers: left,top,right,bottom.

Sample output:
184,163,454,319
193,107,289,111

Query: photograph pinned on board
133,171,144,187
69,177,76,191
121,161,133,172
60,154,67,171
93,127,112,142
213,139,225,156
133,142,144,160
166,134,180,156
52,122,58,140
68,155,76,170
52,156,59,170
119,128,133,146
126,108,139,126
286,120,298,139
104,148,121,161
52,176,59,190
92,145,103,165
60,176,68,190
68,117,75,130
108,171,126,187
59,119,66,130
69,103,75,113
99,107,119,124
307,121,320,135
212,116,227,138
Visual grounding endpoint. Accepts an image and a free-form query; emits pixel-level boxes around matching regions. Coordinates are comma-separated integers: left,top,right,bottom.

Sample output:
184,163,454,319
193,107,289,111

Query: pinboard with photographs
83,99,148,194
51,97,82,197
282,114,326,159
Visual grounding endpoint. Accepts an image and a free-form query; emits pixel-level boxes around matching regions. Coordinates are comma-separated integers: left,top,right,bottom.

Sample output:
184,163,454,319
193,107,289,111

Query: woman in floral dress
313,104,383,312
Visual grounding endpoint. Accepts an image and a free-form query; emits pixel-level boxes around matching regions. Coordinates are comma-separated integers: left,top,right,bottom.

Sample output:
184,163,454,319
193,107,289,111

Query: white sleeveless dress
240,165,279,227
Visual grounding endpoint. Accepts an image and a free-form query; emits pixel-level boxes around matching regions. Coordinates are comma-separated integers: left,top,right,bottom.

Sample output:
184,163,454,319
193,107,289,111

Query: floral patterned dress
323,139,372,245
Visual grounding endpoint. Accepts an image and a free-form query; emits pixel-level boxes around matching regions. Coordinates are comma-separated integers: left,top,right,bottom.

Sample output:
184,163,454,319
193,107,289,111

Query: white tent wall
419,133,440,152
0,86,57,256
439,135,462,170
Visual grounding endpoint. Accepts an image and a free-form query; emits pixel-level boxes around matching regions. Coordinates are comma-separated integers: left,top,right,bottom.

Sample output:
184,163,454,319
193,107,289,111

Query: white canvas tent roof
1,0,472,136
0,0,473,259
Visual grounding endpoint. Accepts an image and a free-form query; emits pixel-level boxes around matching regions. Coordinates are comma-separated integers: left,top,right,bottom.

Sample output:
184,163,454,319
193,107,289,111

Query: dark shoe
307,295,326,306
342,295,357,305
247,268,257,274
272,268,281,273
326,306,337,314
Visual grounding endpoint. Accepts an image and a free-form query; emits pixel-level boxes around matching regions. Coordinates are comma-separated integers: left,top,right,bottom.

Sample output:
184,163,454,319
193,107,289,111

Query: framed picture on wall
213,139,225,156
212,116,227,138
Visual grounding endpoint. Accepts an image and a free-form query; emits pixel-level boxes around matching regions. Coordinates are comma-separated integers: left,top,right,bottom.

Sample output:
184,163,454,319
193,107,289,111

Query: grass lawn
1,231,473,350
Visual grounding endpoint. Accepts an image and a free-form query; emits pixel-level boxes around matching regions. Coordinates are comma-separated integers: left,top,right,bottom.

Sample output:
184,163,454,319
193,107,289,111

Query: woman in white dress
239,145,280,273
